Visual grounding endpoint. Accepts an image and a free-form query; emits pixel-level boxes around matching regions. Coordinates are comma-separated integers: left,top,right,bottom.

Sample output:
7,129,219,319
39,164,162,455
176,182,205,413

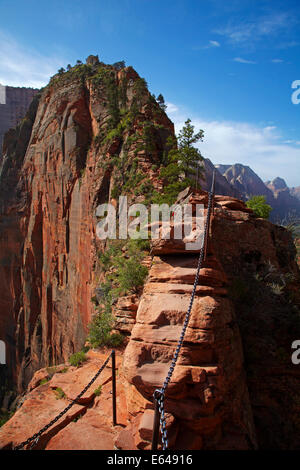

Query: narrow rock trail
0,350,127,450
118,190,300,450
121,198,257,449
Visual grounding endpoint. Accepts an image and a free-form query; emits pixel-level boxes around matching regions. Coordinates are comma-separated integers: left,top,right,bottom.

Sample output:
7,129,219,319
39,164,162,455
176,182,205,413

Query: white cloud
215,12,297,49
209,40,220,47
195,39,221,50
0,30,67,88
263,126,277,133
233,57,256,64
166,102,179,114
166,102,300,187
271,58,284,63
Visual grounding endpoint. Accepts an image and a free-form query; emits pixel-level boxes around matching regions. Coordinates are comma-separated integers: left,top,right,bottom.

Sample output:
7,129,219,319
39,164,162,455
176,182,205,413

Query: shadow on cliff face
0,93,41,393
0,60,176,397
228,267,300,449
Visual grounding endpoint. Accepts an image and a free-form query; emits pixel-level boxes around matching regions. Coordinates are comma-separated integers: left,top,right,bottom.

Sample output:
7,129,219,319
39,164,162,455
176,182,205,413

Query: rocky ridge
0,57,174,392
0,58,300,450
1,190,299,449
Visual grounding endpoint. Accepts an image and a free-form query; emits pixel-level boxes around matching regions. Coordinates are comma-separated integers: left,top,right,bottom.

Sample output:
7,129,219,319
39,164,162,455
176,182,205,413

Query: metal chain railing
152,171,216,450
14,350,116,450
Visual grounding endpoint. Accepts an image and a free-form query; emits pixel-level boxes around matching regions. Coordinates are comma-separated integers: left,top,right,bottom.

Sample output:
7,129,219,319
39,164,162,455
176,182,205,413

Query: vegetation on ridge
69,351,88,367
54,387,66,400
88,239,149,348
152,118,204,205
246,195,272,219
50,57,206,350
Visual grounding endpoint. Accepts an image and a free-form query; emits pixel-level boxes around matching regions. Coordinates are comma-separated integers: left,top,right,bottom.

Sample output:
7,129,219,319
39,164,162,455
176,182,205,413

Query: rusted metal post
151,395,160,450
111,350,117,426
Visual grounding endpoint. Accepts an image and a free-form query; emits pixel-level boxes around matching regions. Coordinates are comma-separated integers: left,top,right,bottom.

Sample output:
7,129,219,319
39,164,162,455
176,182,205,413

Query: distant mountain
215,163,273,202
291,186,300,201
215,163,300,222
265,177,287,192
265,178,300,222
199,158,241,198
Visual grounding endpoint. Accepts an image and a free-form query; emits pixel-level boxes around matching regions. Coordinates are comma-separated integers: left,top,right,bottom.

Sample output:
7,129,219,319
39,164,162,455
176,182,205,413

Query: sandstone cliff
1,191,299,450
1,59,300,450
118,190,300,450
266,178,300,222
198,158,241,199
0,58,174,392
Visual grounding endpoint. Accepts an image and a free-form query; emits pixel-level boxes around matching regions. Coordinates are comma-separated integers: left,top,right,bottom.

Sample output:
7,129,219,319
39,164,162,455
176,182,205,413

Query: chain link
154,172,216,450
14,352,112,450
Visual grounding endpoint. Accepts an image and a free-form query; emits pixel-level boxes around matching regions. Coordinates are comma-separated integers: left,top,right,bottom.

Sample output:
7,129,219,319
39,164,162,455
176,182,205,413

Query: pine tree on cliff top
156,93,167,111
158,119,204,204
176,118,204,176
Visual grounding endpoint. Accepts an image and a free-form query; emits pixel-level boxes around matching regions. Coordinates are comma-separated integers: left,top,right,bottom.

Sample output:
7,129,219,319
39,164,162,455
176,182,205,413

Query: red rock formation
119,190,300,450
114,294,139,334
0,93,41,391
211,201,300,449
0,62,174,392
1,62,300,450
119,193,257,449
0,189,299,450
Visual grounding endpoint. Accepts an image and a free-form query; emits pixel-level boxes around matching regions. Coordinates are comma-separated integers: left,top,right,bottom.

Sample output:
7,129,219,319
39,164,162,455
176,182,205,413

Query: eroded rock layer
0,62,174,391
119,191,300,450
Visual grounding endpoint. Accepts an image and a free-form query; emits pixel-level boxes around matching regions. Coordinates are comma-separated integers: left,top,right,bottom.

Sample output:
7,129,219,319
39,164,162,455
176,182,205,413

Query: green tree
88,309,114,347
156,93,167,111
113,60,126,70
174,118,204,177
157,119,204,204
246,195,272,219
116,258,148,294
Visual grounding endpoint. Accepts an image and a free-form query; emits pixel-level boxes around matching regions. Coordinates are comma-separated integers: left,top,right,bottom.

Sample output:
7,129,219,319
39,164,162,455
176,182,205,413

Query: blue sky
0,0,299,186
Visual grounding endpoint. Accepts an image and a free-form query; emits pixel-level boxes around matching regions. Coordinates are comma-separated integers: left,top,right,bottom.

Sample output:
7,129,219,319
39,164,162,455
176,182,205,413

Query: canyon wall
1,190,299,450
0,61,300,449
0,61,174,391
